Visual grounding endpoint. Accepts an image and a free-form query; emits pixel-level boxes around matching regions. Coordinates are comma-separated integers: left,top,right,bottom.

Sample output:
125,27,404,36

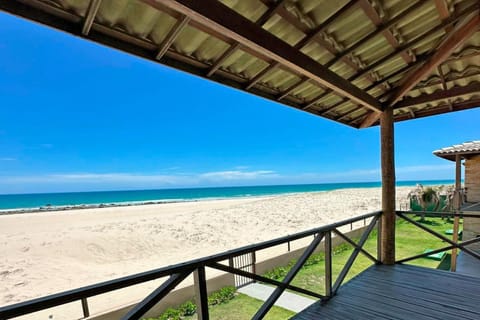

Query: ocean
0,180,455,211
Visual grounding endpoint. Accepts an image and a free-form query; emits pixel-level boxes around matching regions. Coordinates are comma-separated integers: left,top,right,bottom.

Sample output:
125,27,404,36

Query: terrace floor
457,251,480,278
292,264,480,320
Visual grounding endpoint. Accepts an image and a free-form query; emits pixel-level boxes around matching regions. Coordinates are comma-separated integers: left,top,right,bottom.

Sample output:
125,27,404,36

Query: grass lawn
183,293,295,320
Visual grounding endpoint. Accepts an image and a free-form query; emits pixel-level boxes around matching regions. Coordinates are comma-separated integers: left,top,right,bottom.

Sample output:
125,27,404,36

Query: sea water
0,180,454,211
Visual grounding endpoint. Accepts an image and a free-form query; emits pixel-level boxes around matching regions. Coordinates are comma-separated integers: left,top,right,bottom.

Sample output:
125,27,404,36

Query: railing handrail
396,210,480,218
0,211,382,319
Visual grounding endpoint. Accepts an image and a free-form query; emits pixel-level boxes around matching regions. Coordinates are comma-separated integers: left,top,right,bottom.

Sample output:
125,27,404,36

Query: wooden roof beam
156,15,190,60
147,0,381,112
245,1,359,92
393,82,480,109
82,0,102,35
206,0,287,77
359,110,382,128
389,13,480,105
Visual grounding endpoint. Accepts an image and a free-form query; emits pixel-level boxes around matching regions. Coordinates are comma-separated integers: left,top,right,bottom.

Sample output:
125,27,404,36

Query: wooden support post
451,154,462,272
380,106,396,264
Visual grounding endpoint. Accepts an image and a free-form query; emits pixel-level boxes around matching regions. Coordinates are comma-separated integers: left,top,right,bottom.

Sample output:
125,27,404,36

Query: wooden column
380,106,396,264
451,154,462,271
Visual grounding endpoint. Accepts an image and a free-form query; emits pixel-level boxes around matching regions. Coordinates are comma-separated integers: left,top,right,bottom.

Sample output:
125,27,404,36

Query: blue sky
0,12,478,194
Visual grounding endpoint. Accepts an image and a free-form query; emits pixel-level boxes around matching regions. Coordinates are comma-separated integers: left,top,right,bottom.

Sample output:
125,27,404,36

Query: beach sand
0,187,411,318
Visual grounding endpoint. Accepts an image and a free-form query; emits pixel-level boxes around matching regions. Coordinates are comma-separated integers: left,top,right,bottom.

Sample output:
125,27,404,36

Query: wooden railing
395,210,480,264
0,211,382,320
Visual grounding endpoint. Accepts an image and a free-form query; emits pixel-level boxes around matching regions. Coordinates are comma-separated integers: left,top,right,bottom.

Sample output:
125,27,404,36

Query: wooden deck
292,264,480,320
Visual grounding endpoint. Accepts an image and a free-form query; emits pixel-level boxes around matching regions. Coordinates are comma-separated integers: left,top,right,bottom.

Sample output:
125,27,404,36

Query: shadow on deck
293,264,480,320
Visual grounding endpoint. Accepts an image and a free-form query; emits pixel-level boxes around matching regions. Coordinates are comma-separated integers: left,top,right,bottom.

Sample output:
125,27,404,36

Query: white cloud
200,170,277,181
0,157,16,161
0,169,278,191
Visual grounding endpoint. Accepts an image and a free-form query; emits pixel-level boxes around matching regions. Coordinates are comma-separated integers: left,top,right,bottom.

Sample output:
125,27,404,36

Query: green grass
183,293,295,320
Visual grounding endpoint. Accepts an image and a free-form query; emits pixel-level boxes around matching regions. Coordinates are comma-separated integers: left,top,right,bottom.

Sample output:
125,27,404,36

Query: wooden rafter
359,0,412,64
320,99,349,116
359,110,383,128
278,77,309,101
148,0,382,111
206,43,240,77
255,0,288,26
82,0,102,35
349,3,478,85
437,65,453,110
325,1,426,68
156,15,190,60
337,105,363,122
416,68,480,91
246,0,360,92
389,13,480,105
435,0,452,32
393,82,480,109
306,6,465,114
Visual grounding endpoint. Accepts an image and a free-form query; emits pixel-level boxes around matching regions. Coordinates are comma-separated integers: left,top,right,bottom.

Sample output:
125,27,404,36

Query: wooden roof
1,0,479,128
434,140,480,161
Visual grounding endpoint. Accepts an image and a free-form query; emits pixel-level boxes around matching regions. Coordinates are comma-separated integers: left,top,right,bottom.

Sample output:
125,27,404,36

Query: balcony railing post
194,266,209,320
251,251,257,282
81,298,89,318
325,230,332,298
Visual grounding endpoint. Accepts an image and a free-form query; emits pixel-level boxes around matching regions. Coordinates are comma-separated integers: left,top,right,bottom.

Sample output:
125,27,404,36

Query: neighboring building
434,141,480,250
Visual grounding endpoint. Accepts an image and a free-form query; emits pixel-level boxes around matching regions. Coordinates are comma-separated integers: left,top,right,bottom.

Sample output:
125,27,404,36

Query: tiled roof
433,141,480,161
1,0,479,128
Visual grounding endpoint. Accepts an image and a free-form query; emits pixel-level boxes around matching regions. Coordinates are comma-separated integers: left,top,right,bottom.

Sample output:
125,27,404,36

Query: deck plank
292,264,480,320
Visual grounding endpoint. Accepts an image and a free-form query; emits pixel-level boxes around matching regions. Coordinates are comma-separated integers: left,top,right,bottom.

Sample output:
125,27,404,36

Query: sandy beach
0,187,411,318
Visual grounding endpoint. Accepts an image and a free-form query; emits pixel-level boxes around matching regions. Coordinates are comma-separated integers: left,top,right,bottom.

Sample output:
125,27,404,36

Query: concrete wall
87,225,370,320
87,273,234,320
465,155,480,203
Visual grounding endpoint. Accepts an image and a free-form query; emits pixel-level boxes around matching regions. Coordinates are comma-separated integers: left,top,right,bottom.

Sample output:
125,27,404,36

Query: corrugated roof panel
300,42,334,65
329,61,356,80
220,0,267,22
96,0,131,26
300,84,324,102
223,50,268,78
59,0,90,16
263,69,300,90
174,26,210,56
149,12,177,45
307,0,350,26
193,37,230,63
121,1,162,38
264,15,306,46
3,0,478,128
